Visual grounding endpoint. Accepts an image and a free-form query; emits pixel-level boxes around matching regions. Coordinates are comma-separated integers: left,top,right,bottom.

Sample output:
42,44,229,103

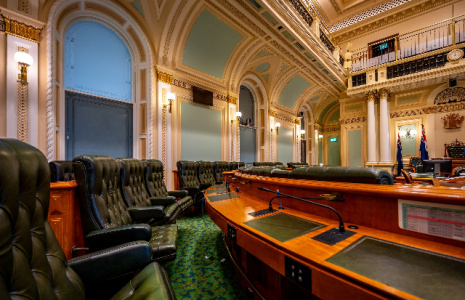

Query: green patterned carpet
161,212,248,300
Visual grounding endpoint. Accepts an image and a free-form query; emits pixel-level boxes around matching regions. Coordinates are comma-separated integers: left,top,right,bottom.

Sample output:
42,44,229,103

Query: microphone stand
259,187,345,233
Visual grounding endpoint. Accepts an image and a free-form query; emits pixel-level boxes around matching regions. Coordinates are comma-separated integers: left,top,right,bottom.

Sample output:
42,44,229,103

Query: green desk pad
208,192,240,202
206,185,226,194
244,213,327,242
326,236,465,300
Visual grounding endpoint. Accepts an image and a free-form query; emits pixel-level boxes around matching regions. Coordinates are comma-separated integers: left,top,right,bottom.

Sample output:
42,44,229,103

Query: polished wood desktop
205,173,465,300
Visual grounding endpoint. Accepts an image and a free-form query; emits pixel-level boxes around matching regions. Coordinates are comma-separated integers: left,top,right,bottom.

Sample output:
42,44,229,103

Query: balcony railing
351,15,465,72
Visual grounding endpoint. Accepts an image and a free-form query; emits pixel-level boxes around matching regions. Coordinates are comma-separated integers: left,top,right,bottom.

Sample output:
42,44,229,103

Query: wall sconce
300,129,305,138
318,134,323,139
165,92,175,113
275,122,281,135
233,111,242,124
14,51,33,85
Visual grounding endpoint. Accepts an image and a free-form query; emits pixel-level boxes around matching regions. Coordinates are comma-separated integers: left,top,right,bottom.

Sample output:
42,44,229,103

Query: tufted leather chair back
144,159,169,197
119,158,152,207
176,160,200,189
73,155,133,236
447,145,465,158
0,138,85,299
198,161,216,186
214,161,230,183
228,161,244,171
49,160,75,182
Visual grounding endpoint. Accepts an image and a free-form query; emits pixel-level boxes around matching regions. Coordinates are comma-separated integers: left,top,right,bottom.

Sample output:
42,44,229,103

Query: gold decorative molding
3,17,41,43
157,70,172,84
340,116,367,124
227,95,237,105
268,109,276,117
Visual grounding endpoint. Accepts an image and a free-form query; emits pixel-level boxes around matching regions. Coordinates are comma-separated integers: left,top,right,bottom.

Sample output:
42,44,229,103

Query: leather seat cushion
149,224,178,262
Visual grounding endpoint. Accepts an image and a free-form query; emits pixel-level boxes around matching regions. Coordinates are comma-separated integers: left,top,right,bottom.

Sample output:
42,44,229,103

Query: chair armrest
112,262,176,300
149,196,176,206
69,241,152,285
128,206,165,222
85,224,152,252
200,182,213,190
182,186,200,195
167,190,188,198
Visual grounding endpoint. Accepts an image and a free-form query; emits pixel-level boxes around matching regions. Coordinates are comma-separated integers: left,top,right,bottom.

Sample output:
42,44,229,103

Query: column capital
379,88,391,100
366,90,378,102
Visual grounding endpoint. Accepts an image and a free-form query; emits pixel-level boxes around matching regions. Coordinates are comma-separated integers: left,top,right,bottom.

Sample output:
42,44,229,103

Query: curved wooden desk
205,173,465,300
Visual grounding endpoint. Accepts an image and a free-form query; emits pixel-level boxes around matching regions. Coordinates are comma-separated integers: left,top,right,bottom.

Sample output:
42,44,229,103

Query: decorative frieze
340,116,367,124
2,16,41,43
434,87,465,105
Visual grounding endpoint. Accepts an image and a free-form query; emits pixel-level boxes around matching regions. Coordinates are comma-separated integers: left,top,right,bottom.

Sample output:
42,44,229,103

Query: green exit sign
330,137,337,142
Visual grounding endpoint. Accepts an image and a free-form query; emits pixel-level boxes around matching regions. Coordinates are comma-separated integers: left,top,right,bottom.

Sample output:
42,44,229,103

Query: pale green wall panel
181,102,221,161
328,138,340,166
277,127,293,165
348,130,362,167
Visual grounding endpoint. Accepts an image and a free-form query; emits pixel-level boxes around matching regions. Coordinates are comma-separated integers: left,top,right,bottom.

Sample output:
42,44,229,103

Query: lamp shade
300,130,305,135
235,111,242,118
166,92,175,100
275,122,281,128
14,51,33,66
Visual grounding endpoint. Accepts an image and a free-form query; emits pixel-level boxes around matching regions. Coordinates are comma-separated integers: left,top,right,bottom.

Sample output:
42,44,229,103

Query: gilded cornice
0,8,43,43
332,0,452,44
268,109,276,117
157,70,172,84
227,95,237,105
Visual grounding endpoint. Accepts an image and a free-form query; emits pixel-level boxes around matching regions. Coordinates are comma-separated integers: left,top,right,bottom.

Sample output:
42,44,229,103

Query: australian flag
419,124,429,160
397,132,403,176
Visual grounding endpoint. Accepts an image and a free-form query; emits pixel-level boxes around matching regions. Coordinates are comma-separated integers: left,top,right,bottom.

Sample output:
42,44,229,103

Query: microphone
258,186,284,210
258,187,346,233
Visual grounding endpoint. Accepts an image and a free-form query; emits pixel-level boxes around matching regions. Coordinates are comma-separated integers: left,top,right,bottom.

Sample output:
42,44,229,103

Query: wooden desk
49,181,85,259
206,174,465,300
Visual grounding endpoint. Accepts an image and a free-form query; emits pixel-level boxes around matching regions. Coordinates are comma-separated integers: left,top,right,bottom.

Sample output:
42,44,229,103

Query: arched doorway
239,86,256,164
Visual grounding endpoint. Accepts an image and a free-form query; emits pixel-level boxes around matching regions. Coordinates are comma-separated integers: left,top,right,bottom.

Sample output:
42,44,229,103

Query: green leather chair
144,159,194,213
119,158,182,226
0,138,176,300
73,155,178,262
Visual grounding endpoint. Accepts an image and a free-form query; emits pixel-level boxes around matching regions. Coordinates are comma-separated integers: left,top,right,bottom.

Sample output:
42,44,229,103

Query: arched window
64,21,133,159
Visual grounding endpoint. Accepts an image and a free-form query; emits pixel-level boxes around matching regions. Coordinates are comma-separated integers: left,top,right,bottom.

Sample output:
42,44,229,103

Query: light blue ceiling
278,75,311,109
182,10,243,79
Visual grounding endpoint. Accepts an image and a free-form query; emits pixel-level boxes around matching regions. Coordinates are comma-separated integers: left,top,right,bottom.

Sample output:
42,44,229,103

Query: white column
366,90,377,163
379,89,391,163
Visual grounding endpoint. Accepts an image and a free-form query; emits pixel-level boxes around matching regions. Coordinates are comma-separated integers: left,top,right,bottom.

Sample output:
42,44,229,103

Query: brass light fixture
14,50,33,85
166,92,175,113
300,129,305,138
233,111,242,124
275,122,281,135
